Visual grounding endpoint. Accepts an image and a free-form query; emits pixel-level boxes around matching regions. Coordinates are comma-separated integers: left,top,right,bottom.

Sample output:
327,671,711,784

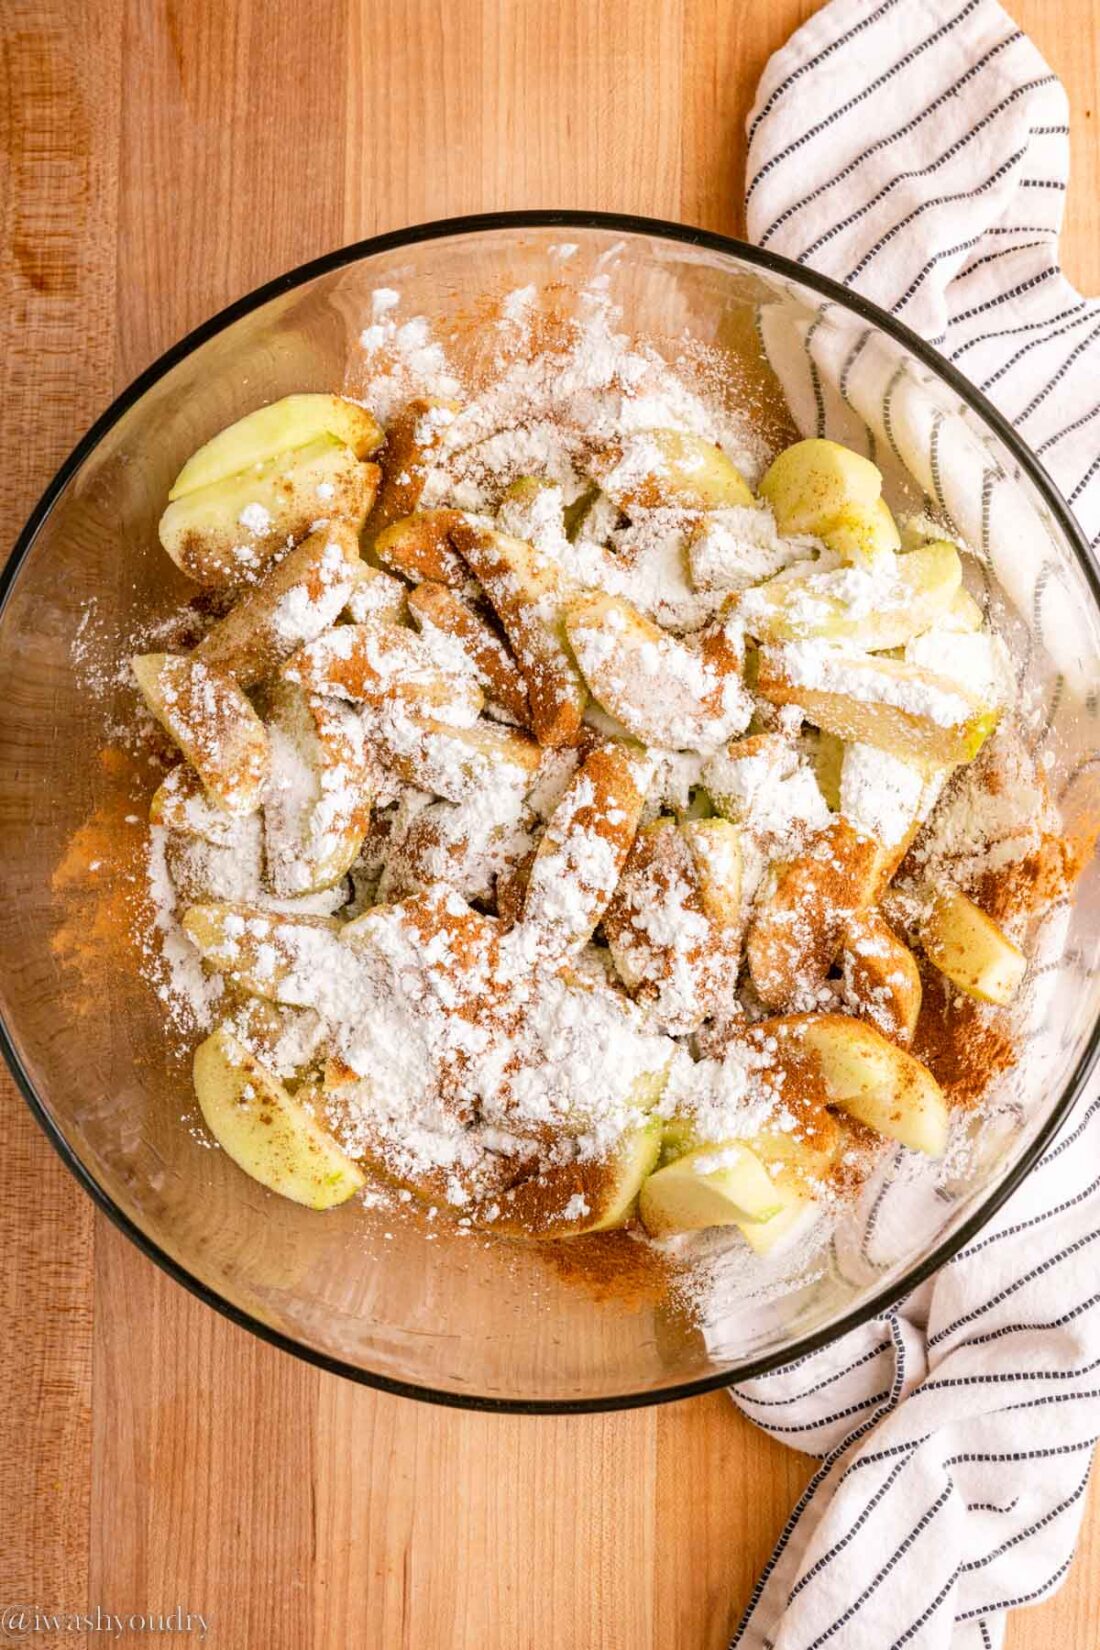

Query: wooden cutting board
2,2,1098,1645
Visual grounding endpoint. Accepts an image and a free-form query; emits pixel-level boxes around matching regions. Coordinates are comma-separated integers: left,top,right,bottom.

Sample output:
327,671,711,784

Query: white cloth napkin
730,4,1100,1648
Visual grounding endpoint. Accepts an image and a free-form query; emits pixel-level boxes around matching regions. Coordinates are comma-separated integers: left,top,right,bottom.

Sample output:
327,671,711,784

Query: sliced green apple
756,643,998,767
592,429,754,513
150,764,239,845
563,591,749,751
263,682,373,897
823,496,901,567
182,901,345,1005
484,1118,663,1238
159,435,377,587
738,541,962,650
919,885,1027,1005
758,438,882,536
193,1026,365,1209
771,1012,949,1157
639,1140,783,1238
169,393,383,500
679,817,743,928
132,653,269,815
449,520,588,747
736,1181,815,1254
193,520,362,686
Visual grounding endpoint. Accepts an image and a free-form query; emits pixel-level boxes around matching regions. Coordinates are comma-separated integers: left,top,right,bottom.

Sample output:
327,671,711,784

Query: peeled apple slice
756,644,998,767
564,592,750,751
940,587,985,634
679,817,743,928
132,653,269,815
736,1181,815,1255
823,496,902,567
193,1026,365,1208
758,439,882,536
639,1141,784,1238
486,1118,663,1238
169,394,384,499
738,541,962,651
593,429,754,513
775,1013,949,1157
159,435,377,587
450,522,588,748
919,885,1027,1005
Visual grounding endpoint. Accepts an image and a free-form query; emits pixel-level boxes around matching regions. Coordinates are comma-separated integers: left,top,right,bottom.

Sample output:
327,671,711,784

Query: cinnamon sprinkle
911,966,1016,1109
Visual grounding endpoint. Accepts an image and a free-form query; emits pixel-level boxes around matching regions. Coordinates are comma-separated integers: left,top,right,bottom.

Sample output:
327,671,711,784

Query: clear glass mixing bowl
3,212,1099,1411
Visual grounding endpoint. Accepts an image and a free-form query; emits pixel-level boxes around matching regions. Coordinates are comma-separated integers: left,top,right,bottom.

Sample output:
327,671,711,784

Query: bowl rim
5,206,1100,1415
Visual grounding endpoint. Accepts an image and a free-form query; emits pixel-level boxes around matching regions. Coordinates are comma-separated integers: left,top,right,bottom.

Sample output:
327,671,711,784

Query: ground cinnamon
911,966,1016,1109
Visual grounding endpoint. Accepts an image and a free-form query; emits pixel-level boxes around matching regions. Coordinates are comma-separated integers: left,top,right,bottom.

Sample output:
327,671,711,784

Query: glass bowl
3,211,1099,1413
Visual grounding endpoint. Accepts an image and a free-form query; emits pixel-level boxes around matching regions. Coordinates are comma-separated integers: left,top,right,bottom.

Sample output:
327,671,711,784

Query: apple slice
758,438,882,537
769,1012,949,1157
701,732,794,820
132,653,269,815
372,508,470,587
522,741,653,952
379,796,534,906
365,397,460,543
221,992,327,1079
182,901,350,1010
283,620,483,725
564,592,751,751
688,506,815,595
483,1118,663,1238
592,429,754,513
193,521,362,686
169,394,383,499
263,682,373,897
163,814,263,905
366,712,542,804
496,475,569,547
738,541,962,650
752,1108,843,1191
823,496,901,567
408,579,531,727
919,885,1027,1005
343,561,408,626
193,1026,365,1209
679,817,743,928
150,764,240,845
904,629,1012,708
158,435,378,587
736,1182,816,1254
841,908,923,1044
941,587,984,633
449,521,588,747
603,820,740,1034
756,643,998,766
746,819,881,1009
639,1140,783,1238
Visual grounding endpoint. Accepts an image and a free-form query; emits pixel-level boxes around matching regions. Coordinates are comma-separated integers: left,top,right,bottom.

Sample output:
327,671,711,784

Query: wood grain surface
1,3,1098,1646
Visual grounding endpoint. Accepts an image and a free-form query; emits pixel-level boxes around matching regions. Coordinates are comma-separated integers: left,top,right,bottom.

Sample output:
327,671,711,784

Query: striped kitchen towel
730,4,1100,1649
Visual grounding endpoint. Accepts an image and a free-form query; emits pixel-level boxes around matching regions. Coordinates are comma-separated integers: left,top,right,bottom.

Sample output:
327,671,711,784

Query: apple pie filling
127,300,1072,1256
